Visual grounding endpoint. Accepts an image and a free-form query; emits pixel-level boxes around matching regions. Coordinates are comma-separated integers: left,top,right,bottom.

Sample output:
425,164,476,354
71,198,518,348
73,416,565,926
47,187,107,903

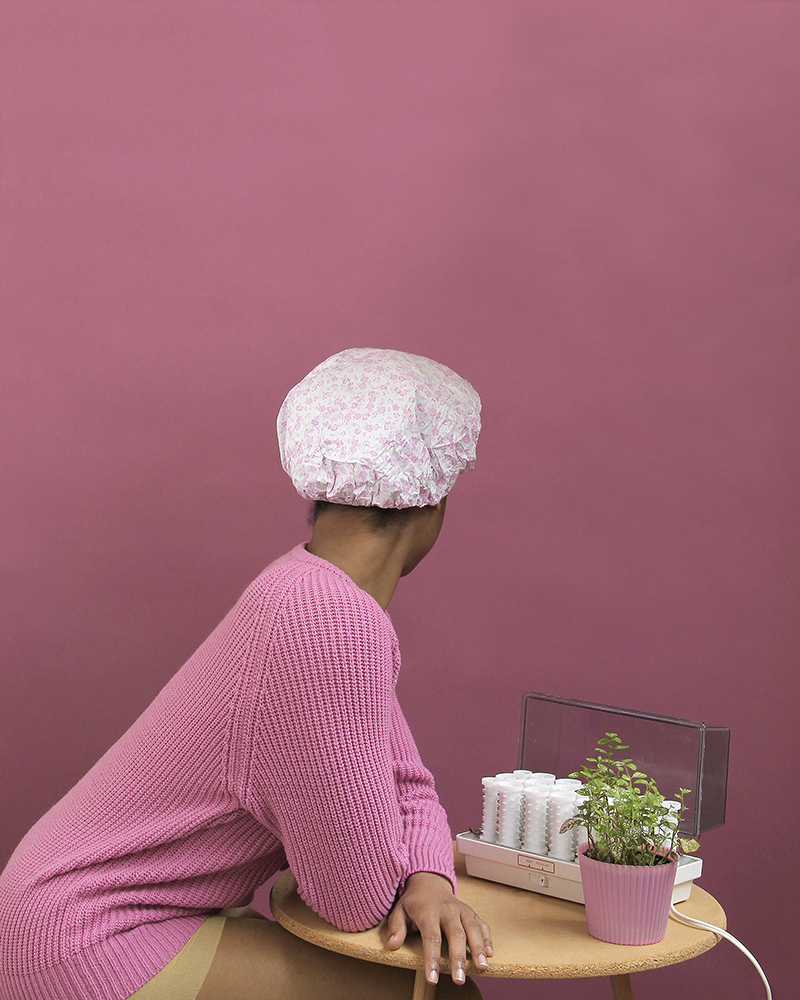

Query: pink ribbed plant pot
577,843,678,945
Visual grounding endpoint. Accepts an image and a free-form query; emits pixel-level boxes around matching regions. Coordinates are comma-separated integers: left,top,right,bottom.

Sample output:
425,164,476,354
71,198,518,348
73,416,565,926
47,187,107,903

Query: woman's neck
305,502,444,609
306,516,406,610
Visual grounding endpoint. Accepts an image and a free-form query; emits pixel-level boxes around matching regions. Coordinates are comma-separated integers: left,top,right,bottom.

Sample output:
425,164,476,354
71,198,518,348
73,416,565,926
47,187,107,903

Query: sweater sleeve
390,695,457,894
236,569,450,932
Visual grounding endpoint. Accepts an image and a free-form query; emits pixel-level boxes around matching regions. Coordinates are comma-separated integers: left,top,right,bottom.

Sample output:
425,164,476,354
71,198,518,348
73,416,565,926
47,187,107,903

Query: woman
0,348,491,1000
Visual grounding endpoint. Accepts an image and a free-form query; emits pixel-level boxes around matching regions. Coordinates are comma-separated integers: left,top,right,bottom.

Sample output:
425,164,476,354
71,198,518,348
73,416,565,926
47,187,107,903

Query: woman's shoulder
231,546,402,713
246,544,391,626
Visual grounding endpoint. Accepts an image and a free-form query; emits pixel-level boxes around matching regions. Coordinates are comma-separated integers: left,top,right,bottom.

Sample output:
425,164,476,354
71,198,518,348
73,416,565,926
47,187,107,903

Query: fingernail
476,953,488,969
454,968,466,984
428,969,438,984
486,945,494,957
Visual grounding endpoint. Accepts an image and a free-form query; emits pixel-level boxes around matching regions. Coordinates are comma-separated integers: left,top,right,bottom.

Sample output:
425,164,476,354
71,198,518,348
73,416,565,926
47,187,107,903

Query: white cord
669,903,772,1000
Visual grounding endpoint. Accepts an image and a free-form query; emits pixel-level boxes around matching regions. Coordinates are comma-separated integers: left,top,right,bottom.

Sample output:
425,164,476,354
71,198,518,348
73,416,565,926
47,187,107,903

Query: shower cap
277,348,481,508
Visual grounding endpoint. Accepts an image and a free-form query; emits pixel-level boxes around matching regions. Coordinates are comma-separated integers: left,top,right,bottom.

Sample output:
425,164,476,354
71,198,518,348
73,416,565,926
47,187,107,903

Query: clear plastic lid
517,692,729,837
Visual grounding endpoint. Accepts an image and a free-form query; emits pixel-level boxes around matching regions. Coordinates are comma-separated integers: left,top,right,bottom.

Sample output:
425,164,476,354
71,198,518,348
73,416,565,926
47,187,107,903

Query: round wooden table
270,848,726,1000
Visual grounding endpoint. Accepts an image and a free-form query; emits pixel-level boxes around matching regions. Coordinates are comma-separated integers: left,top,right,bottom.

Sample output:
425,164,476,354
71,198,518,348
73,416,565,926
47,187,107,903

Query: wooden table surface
270,848,725,986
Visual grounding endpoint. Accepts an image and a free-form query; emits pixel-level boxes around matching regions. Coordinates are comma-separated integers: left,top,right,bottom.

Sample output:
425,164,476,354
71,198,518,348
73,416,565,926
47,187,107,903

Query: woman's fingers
385,900,410,950
421,919,444,984
415,901,490,984
438,902,468,983
386,872,493,985
461,908,492,970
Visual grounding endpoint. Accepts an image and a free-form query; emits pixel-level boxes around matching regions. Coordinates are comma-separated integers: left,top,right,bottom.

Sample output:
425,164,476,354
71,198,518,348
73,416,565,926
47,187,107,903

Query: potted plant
561,733,700,945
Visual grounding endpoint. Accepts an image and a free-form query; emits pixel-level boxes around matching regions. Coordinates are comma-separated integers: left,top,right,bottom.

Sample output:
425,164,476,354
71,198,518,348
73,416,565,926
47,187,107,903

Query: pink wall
1,3,798,998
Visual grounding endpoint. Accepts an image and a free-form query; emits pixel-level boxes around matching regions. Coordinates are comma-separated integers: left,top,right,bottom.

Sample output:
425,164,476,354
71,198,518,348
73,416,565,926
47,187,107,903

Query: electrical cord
669,903,772,1000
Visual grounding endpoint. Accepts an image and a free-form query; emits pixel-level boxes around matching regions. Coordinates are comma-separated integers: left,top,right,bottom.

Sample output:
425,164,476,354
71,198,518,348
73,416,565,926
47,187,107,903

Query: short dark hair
309,500,416,532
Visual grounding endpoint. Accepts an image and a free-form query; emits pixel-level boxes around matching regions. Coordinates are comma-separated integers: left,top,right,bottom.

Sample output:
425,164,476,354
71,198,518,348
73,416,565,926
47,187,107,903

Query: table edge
269,861,724,979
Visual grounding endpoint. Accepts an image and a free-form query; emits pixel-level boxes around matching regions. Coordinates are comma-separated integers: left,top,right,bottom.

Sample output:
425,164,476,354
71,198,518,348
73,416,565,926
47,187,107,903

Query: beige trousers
127,910,236,1000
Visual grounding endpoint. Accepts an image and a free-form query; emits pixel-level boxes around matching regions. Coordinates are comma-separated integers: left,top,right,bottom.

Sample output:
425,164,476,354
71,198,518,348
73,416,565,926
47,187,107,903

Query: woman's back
0,545,452,1000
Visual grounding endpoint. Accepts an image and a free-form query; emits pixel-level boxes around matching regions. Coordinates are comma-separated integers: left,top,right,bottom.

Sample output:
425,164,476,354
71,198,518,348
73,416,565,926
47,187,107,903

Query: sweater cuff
400,837,458,897
400,864,458,897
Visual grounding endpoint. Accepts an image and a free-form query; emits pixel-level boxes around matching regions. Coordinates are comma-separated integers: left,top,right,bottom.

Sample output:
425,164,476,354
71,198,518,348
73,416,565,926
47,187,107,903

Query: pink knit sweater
0,545,455,1000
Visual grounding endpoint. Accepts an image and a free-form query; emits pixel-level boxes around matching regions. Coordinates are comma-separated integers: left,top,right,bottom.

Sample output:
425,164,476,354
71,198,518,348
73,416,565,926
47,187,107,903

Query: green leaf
565,732,697,864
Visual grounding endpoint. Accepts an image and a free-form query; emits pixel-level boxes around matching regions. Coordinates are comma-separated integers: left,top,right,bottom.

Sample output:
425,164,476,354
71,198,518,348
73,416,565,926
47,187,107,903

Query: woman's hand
386,871,493,986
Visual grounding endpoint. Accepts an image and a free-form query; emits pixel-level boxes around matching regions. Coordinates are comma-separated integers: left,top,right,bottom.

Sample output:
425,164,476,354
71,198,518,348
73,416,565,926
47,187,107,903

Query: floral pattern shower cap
277,348,481,508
